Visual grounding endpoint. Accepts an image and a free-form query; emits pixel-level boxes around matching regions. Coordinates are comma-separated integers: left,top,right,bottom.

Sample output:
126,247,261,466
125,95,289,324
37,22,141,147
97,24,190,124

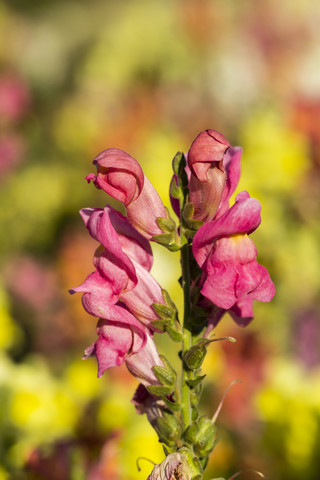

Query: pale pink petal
125,333,164,386
193,193,261,267
80,207,137,288
126,176,167,239
120,260,165,328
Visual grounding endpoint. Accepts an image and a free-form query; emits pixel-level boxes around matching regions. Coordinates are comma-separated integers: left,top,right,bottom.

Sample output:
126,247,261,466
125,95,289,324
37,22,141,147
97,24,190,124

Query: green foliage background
1,1,320,479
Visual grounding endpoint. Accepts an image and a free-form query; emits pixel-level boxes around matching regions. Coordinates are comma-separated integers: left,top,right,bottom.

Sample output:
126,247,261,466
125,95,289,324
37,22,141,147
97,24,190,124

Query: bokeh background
1,0,320,479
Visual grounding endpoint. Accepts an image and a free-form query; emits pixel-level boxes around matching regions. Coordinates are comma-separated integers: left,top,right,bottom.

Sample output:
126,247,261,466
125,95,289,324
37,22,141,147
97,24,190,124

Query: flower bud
183,341,208,370
187,130,230,223
154,412,182,447
184,416,217,458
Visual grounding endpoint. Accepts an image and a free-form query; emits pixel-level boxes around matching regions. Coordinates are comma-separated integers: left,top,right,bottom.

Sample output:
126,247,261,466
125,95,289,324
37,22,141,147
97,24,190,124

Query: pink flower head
70,205,167,331
187,129,230,222
69,206,153,304
83,304,147,378
193,191,275,326
86,148,167,239
86,148,144,204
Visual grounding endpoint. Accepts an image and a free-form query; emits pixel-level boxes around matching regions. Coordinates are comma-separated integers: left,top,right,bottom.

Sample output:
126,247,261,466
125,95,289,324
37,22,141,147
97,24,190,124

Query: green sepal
186,375,206,388
149,319,167,332
177,447,203,480
152,355,177,388
153,366,176,388
182,202,194,221
152,302,175,320
147,384,174,397
154,413,182,447
183,421,200,444
169,176,181,200
194,416,217,457
162,288,177,311
166,326,183,342
156,213,177,234
184,342,208,370
182,203,204,233
152,233,180,251
192,406,199,422
172,151,188,186
172,151,184,176
161,396,181,412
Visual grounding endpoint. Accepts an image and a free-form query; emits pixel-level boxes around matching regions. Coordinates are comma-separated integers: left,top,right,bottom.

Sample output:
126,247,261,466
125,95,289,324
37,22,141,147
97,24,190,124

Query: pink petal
218,146,242,215
193,193,261,267
92,148,144,204
201,263,237,309
125,333,164,386
80,207,137,288
120,260,164,328
188,129,230,181
126,176,167,239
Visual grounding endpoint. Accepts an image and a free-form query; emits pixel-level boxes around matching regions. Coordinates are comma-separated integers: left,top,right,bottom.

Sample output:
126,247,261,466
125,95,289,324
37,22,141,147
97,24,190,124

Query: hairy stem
181,241,192,430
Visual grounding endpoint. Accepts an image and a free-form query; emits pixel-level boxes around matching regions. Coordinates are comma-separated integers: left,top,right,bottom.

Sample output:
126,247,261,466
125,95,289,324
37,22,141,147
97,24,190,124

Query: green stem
181,240,192,430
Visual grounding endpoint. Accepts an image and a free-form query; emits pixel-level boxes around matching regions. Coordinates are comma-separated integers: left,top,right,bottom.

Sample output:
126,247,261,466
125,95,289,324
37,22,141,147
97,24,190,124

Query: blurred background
1,0,320,479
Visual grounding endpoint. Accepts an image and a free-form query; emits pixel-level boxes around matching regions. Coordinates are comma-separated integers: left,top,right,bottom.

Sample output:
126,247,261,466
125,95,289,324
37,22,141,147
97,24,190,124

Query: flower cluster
70,156,171,385
71,129,275,479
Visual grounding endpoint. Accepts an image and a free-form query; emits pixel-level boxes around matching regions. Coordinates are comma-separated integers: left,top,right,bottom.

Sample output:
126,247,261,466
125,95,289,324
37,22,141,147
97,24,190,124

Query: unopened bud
154,412,182,447
184,342,207,370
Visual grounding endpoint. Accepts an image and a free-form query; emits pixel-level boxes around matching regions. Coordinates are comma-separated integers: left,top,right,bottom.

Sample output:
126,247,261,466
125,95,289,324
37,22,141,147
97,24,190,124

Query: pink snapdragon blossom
83,305,147,377
193,191,275,326
187,129,230,223
169,132,241,223
84,316,163,383
86,148,167,239
70,205,167,331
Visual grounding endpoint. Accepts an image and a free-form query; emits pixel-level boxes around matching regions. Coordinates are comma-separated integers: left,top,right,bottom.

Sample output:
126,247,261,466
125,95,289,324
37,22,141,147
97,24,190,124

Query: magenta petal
188,129,230,181
201,264,237,309
95,322,134,377
193,193,261,267
80,207,137,288
92,148,144,204
107,207,153,271
69,270,118,304
218,147,242,214
250,264,275,302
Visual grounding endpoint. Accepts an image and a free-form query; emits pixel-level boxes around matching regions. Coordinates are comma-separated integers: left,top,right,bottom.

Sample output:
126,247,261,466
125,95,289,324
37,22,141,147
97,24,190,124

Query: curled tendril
136,456,156,472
